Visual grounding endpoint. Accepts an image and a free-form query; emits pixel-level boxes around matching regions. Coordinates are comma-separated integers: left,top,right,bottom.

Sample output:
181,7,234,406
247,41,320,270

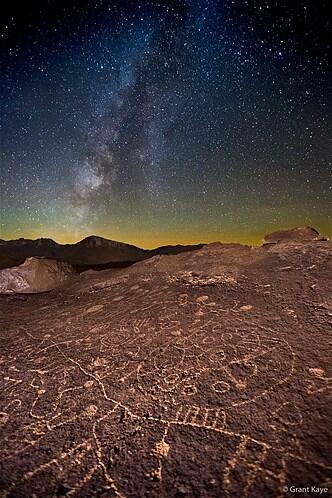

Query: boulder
0,257,76,294
262,227,325,245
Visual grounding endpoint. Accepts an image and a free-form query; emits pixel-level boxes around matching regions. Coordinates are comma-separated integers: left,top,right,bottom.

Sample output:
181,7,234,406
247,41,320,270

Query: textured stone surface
262,226,325,245
0,233,331,497
0,257,76,294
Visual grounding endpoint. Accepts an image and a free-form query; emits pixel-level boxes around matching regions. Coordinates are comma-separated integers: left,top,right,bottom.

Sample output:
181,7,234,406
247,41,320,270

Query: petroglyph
85,304,104,314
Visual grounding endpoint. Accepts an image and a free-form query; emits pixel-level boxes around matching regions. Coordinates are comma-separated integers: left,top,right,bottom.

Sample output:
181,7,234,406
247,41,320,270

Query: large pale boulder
0,257,75,294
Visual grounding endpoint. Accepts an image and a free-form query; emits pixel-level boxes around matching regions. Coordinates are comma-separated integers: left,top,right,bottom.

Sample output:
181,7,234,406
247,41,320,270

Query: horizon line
0,225,329,250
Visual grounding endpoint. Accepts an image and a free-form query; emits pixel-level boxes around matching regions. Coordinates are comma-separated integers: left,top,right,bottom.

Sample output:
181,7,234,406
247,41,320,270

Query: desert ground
0,228,331,497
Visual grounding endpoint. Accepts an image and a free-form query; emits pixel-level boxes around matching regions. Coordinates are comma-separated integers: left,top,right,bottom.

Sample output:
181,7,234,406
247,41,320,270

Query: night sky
1,0,331,247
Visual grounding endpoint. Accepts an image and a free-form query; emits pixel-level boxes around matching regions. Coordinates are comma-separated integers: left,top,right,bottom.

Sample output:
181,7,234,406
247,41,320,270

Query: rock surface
262,226,325,245
0,230,331,497
0,257,76,294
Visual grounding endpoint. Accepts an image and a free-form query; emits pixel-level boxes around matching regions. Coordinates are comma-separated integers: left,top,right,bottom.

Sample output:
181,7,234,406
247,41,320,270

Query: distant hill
0,236,203,270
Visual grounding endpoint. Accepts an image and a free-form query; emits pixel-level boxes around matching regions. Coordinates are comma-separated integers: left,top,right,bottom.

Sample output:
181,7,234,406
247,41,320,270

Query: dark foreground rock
0,257,76,294
0,231,331,497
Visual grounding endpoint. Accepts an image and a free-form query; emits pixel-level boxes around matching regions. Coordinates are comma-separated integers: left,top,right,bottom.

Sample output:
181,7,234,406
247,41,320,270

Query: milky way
1,0,331,246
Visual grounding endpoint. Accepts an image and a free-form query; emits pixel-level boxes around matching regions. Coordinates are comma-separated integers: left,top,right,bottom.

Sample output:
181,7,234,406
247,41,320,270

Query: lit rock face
0,228,331,497
0,257,75,294
262,226,325,245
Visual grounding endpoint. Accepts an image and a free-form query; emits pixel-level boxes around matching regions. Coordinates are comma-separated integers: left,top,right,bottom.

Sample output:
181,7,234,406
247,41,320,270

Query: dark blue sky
1,0,331,246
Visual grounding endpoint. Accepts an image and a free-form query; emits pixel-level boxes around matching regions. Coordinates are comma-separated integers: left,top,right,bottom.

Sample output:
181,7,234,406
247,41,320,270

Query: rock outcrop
0,257,75,294
262,226,325,245
0,230,331,497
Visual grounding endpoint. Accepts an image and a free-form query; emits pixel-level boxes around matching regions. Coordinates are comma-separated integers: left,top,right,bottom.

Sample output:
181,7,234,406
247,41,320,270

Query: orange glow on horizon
1,221,331,250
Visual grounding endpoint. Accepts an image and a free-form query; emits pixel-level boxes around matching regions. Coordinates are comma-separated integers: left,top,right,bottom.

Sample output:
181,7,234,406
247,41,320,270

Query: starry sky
1,0,331,247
